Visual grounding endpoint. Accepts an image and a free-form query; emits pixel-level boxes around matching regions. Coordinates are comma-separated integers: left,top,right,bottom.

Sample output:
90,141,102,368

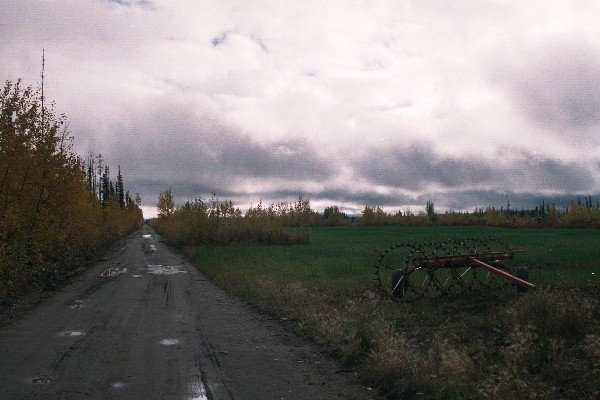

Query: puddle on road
147,265,187,275
159,338,181,346
57,330,86,337
110,381,126,390
69,303,86,310
142,234,152,239
24,376,56,385
100,267,128,277
188,380,209,400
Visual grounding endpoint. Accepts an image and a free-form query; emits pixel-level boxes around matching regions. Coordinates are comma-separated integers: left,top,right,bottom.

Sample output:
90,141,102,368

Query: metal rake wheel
374,237,525,299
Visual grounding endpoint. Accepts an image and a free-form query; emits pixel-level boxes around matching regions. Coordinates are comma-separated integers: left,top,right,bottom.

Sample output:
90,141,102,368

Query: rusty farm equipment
374,237,535,299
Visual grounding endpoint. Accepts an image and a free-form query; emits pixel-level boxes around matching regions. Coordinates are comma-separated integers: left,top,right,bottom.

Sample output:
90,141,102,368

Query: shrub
0,80,143,301
150,195,307,247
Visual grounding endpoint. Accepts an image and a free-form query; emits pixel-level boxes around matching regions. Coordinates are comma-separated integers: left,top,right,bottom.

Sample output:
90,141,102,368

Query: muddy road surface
0,225,375,400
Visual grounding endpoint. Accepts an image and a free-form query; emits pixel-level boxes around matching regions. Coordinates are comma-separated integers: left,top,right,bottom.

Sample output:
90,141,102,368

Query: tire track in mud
0,226,376,400
97,278,160,397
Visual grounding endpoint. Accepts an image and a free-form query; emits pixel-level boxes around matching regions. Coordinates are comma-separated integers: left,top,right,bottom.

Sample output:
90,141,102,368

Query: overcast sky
2,0,599,217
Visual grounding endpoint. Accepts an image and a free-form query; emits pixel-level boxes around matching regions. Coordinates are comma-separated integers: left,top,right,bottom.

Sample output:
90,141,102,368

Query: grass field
187,226,599,399
192,226,600,291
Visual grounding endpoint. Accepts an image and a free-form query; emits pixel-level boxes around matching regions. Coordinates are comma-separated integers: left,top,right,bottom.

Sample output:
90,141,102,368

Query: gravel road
0,225,376,400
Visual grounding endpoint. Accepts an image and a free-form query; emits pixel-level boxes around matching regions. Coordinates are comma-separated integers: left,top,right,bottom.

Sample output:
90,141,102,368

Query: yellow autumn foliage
0,80,142,300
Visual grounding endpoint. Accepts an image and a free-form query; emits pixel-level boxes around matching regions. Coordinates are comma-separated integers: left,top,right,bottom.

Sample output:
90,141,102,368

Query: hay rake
374,237,534,299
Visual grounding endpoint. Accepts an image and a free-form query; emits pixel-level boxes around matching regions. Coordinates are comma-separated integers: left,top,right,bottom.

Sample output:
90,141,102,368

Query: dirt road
0,225,375,399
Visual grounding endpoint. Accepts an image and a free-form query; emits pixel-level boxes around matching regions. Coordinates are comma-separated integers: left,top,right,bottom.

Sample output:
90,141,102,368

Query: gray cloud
104,119,597,212
103,105,334,195
248,188,415,208
212,30,268,51
495,39,600,131
354,144,596,193
3,1,600,217
355,145,494,190
212,31,232,46
432,190,600,212
107,0,150,6
127,179,228,198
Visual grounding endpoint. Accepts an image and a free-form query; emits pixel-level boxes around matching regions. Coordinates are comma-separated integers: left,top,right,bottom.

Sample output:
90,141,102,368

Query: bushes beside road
0,80,143,301
150,193,307,246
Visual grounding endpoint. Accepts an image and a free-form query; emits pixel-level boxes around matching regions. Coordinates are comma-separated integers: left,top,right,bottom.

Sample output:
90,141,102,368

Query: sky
1,0,599,218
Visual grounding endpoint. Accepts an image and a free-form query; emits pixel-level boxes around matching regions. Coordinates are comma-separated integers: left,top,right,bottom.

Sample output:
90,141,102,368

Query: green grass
192,226,600,292
186,226,600,399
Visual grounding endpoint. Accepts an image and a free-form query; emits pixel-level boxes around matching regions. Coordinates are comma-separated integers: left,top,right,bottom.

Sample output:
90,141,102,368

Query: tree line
359,199,600,228
151,188,600,248
0,79,143,301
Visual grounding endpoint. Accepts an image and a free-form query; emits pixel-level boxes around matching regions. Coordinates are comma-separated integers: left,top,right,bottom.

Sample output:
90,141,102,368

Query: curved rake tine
391,274,405,294
460,266,472,277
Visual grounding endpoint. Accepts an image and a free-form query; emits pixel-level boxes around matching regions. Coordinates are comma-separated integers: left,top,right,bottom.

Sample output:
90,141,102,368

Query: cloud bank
1,0,599,215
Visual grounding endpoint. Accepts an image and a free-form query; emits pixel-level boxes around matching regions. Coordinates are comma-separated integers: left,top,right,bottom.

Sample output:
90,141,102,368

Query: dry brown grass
194,264,599,399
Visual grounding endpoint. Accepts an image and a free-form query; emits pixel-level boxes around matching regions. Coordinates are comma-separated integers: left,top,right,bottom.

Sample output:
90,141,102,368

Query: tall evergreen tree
116,165,125,207
86,153,94,195
96,154,102,198
101,165,110,206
